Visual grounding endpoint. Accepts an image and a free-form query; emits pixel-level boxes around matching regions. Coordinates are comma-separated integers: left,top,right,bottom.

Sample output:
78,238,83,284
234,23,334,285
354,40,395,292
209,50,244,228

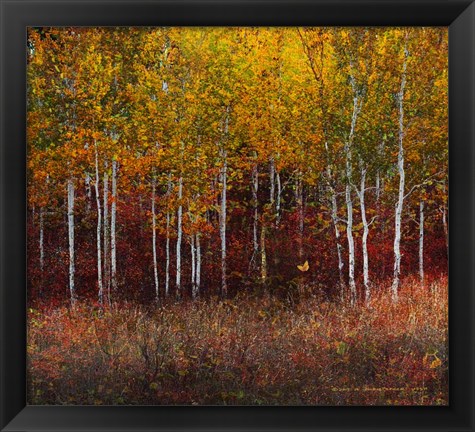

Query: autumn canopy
27,27,447,305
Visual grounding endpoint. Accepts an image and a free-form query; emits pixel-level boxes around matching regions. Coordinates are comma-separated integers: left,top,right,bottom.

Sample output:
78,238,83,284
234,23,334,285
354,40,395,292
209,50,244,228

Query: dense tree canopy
27,27,448,306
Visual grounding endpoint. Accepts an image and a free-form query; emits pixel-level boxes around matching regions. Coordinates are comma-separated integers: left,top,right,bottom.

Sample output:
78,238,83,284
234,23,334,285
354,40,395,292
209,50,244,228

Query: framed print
25,25,452,406
1,0,474,431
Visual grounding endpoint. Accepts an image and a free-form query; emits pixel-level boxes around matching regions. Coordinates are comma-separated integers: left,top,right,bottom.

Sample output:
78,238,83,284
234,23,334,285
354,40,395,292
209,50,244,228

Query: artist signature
331,386,427,392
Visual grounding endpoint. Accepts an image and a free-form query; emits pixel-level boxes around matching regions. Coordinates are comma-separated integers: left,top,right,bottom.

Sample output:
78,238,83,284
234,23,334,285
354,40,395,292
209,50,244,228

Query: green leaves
335,341,349,356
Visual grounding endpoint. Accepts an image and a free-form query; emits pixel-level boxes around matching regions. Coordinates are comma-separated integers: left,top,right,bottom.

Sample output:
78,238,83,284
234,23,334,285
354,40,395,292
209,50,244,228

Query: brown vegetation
28,276,448,406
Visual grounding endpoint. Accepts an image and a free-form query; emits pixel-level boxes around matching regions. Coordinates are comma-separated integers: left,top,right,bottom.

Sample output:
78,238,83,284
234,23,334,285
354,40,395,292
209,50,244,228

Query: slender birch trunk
35,206,43,297
360,167,370,304
215,184,221,224
176,175,183,297
295,174,305,260
152,178,159,302
442,205,448,256
325,143,345,298
419,199,425,287
111,159,117,293
331,194,345,299
269,156,275,209
67,178,76,306
392,44,408,302
191,234,196,297
94,140,103,305
165,211,170,297
39,207,44,274
195,233,201,297
220,149,228,297
345,87,361,306
218,105,230,298
85,173,92,213
85,143,92,213
345,179,356,306
331,191,345,300
260,225,267,281
252,164,259,263
165,175,172,297
103,165,110,304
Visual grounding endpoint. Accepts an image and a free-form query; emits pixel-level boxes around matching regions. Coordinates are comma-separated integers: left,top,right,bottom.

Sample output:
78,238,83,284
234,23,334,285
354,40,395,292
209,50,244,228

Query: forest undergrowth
28,276,448,406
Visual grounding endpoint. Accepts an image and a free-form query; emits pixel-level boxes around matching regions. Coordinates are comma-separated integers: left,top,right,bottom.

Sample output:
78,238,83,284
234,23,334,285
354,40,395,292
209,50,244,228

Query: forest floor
27,276,448,406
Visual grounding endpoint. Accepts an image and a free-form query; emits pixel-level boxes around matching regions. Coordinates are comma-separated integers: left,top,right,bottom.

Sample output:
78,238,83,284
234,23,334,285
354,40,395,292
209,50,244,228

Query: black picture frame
1,1,474,431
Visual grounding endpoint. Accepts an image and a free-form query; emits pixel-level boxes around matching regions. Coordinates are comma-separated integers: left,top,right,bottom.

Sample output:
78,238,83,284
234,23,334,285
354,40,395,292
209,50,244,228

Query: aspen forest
27,27,448,405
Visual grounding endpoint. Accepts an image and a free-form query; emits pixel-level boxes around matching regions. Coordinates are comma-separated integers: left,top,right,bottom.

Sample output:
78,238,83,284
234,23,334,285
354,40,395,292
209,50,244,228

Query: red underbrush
27,276,448,405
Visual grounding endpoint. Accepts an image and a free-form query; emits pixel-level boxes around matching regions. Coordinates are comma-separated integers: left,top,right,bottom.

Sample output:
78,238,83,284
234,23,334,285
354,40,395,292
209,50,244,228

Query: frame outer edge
1,1,475,432
449,1,475,430
1,0,8,429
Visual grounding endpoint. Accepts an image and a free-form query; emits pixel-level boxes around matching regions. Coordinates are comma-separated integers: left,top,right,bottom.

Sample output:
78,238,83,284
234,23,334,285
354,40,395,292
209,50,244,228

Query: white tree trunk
345,181,356,306
331,191,345,300
442,205,448,256
196,233,201,297
260,225,267,281
191,234,196,297
176,175,183,297
165,175,172,297
152,178,159,302
111,159,117,293
85,173,92,212
269,156,275,208
325,143,345,299
165,211,170,297
85,143,92,213
276,170,281,227
252,164,259,262
67,178,76,306
419,199,424,287
360,167,370,304
103,165,110,305
295,175,305,259
220,150,228,297
94,140,104,305
392,45,408,302
345,90,361,306
39,207,44,274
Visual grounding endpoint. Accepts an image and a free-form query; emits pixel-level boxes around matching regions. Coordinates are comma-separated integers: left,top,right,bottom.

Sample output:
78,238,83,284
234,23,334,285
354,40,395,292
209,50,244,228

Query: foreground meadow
28,277,448,406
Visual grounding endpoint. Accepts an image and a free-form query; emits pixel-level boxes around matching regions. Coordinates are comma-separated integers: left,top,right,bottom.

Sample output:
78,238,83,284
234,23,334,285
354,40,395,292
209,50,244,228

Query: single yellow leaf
297,260,309,272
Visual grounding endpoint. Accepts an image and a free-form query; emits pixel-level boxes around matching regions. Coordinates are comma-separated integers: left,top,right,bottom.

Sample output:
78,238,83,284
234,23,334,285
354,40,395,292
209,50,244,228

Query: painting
27,27,448,406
